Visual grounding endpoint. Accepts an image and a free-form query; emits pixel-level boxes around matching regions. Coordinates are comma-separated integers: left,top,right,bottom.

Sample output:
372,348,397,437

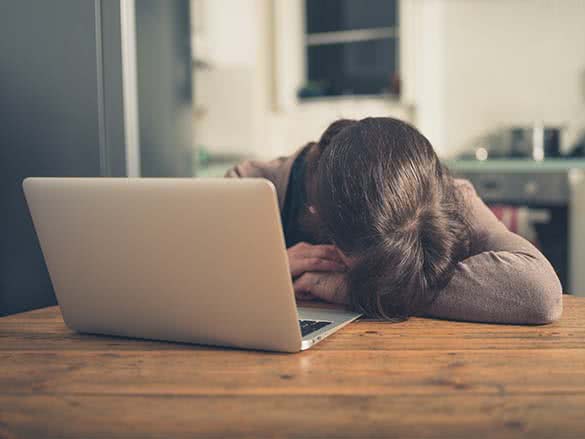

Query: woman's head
308,117,470,319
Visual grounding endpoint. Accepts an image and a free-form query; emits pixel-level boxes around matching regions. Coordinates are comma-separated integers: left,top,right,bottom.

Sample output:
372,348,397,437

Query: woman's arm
224,151,302,211
425,180,563,324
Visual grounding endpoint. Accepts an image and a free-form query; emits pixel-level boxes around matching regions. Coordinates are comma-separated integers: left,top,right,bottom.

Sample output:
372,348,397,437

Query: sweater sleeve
224,159,271,179
425,179,563,324
224,152,300,212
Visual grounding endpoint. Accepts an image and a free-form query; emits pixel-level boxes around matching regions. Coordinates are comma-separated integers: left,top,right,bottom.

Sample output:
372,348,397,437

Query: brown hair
310,117,471,319
305,119,358,178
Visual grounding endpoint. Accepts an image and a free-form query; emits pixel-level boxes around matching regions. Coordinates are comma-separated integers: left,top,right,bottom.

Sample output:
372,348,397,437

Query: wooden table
1,297,584,438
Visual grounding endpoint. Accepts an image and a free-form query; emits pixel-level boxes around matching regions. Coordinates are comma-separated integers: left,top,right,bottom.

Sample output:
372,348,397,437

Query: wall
191,0,267,156
192,0,412,159
420,0,585,156
192,0,585,159
135,0,195,177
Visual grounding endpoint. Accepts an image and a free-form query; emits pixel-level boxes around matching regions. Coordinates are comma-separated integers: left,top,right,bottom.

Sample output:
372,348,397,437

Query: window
300,0,399,99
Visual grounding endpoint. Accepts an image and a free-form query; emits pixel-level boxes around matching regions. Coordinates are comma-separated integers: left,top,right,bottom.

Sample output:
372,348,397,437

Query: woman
226,117,562,323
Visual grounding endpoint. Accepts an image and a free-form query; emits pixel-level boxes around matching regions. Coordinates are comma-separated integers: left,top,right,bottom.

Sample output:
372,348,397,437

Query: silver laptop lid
24,178,303,352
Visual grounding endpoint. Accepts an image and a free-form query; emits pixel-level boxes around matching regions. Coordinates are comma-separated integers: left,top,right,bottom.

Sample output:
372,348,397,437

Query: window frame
302,1,400,99
271,0,414,111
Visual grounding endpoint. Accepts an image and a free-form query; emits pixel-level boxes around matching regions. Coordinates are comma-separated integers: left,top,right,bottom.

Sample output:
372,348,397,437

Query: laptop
23,177,361,352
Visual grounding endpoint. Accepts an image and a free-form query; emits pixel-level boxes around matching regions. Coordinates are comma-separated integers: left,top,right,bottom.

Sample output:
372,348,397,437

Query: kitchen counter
198,158,585,177
196,160,240,177
444,159,585,173
200,158,585,177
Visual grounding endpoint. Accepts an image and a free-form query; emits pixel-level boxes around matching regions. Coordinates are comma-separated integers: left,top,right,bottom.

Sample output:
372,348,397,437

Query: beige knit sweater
226,148,563,324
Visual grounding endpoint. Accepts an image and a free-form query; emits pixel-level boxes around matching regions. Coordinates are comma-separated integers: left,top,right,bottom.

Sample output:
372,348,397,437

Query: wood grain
2,394,585,439
0,297,584,438
1,349,585,397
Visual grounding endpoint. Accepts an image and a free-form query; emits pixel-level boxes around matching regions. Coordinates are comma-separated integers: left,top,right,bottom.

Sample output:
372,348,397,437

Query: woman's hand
293,272,349,304
287,242,346,279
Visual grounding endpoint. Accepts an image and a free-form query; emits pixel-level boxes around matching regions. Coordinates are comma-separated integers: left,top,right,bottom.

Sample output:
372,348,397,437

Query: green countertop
196,157,585,177
444,159,585,173
196,160,242,178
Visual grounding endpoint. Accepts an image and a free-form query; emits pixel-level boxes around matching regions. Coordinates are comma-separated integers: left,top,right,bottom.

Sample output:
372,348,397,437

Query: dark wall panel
0,0,191,315
0,0,125,315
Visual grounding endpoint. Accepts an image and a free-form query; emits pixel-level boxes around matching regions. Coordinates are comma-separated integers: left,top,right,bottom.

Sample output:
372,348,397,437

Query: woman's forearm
426,245,563,324
424,179,563,324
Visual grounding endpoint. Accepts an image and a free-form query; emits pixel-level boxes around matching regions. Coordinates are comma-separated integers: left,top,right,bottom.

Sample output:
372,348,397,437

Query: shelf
306,27,398,46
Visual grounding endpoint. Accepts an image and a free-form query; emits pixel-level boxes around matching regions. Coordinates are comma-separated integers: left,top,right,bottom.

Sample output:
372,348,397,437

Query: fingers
293,272,317,295
288,242,343,262
293,272,349,304
290,257,346,278
295,290,318,301
288,242,347,279
289,242,344,262
306,245,344,263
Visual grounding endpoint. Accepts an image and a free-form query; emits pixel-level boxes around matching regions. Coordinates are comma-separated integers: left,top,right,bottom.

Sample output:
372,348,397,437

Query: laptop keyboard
299,319,332,337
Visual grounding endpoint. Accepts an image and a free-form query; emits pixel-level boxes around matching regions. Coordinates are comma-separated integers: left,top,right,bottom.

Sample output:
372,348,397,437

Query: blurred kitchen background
1,0,585,315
